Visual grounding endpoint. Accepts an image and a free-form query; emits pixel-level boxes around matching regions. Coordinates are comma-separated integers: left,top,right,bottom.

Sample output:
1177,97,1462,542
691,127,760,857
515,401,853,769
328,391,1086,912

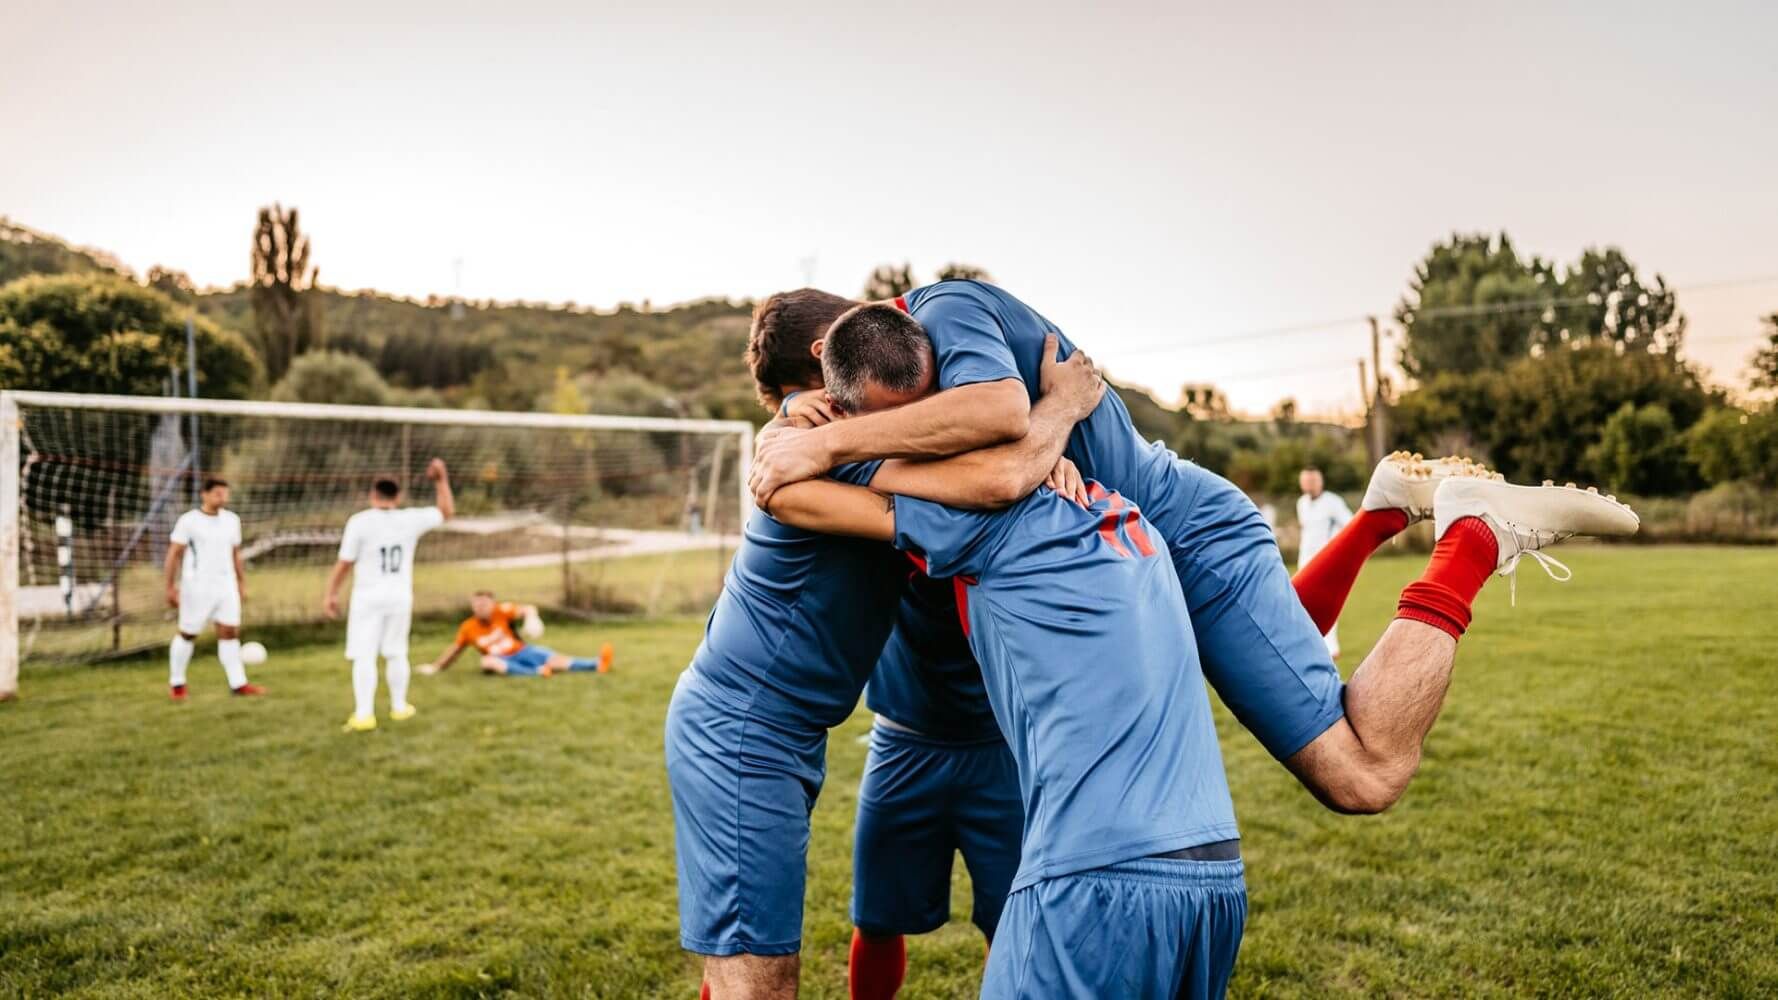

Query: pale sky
4,0,1774,416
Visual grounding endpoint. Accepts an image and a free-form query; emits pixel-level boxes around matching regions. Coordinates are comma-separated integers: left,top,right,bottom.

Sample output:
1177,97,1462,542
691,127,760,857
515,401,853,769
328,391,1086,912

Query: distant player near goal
420,590,614,677
163,477,265,701
322,459,455,733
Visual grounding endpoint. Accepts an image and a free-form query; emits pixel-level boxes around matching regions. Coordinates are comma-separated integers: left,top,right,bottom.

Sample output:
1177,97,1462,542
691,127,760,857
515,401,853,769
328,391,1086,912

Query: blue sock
567,657,599,672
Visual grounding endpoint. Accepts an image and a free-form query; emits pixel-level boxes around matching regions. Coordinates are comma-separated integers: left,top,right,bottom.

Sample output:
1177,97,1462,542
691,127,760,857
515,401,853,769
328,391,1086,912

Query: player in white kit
322,459,454,732
1296,465,1354,659
162,478,265,701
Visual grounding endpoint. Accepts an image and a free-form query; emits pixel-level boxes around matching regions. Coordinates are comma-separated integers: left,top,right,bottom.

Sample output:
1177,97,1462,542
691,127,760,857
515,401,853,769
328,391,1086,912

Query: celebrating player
322,459,454,732
422,591,613,677
162,477,265,700
777,392,1022,1000
665,343,1103,1000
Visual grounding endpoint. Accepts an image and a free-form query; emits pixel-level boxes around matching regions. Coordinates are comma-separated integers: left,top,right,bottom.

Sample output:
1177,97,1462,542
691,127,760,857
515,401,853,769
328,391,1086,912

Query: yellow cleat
390,705,417,722
342,714,378,733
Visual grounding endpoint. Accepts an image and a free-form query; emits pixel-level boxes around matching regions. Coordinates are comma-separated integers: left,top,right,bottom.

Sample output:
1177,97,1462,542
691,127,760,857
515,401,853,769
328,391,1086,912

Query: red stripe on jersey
952,577,973,637
893,296,909,313
905,552,929,574
1123,510,1157,557
1098,513,1133,557
1087,481,1108,503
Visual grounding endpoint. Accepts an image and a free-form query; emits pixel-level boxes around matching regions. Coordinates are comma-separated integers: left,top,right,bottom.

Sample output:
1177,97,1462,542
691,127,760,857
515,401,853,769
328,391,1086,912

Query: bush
1585,402,1696,496
270,351,391,406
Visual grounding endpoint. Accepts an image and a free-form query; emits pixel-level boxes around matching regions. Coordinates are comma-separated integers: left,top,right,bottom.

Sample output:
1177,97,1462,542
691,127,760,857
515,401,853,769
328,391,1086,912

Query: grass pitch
4,545,1776,998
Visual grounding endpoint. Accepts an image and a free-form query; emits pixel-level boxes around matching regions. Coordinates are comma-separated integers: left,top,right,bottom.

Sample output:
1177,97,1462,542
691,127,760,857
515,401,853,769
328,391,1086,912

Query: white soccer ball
239,641,268,665
521,613,545,639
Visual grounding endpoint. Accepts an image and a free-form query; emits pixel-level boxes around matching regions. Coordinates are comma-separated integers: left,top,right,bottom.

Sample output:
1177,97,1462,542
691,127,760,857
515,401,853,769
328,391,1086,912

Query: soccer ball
521,613,545,639
240,641,269,665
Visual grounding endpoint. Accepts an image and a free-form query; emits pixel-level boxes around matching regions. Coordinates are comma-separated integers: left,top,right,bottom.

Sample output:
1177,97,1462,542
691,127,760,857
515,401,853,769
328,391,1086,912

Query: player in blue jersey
760,472,1246,998
668,342,1105,1000
746,286,1637,818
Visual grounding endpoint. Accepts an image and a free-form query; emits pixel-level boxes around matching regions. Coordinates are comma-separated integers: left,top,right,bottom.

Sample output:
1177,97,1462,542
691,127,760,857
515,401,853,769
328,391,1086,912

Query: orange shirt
457,603,524,657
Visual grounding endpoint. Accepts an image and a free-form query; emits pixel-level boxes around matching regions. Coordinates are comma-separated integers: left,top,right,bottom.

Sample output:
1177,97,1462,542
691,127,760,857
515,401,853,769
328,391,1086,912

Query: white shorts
345,600,413,660
178,586,241,635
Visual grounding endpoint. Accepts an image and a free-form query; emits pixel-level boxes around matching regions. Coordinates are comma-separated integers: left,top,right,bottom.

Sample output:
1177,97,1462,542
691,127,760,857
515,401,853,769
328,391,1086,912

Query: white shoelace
1497,522,1573,606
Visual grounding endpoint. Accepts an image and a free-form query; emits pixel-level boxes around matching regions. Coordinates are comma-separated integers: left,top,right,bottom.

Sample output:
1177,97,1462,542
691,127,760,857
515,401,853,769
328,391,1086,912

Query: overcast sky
4,0,1774,416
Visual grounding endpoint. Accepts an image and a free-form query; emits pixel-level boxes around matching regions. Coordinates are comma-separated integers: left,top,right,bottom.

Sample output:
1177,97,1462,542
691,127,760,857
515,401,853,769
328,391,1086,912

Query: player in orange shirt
421,591,613,677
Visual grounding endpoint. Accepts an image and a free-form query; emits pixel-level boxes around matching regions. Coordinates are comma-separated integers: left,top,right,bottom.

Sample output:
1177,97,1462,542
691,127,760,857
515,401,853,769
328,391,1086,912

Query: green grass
4,545,1776,998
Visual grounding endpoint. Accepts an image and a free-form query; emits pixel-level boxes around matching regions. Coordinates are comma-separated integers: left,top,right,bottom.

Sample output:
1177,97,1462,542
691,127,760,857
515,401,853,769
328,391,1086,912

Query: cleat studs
1587,486,1598,494
1543,479,1554,487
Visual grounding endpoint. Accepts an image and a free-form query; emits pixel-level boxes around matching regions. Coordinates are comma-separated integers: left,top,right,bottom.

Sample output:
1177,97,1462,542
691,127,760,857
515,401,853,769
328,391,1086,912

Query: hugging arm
763,482,898,542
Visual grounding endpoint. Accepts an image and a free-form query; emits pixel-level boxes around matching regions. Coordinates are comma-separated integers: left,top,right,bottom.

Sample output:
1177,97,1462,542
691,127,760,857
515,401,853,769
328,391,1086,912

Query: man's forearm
435,478,455,520
324,562,351,603
764,481,898,542
869,392,1080,509
820,380,1029,464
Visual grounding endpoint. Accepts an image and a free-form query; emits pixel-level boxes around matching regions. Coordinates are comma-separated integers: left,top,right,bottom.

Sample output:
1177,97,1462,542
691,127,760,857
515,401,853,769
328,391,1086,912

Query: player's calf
704,953,799,1000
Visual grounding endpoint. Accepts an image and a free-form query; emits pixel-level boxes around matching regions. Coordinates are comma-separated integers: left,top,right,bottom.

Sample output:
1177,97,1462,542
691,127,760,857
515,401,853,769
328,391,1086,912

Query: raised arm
762,481,898,542
865,336,1102,509
427,458,455,521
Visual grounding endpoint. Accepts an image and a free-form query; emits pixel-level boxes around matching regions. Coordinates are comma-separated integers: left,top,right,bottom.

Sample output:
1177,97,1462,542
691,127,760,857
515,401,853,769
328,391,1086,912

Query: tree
1584,402,1693,496
1686,406,1778,487
862,263,915,301
1179,384,1231,421
250,203,325,383
1396,233,1554,379
1552,247,1684,354
935,262,993,283
1272,398,1299,437
147,266,197,304
1749,314,1778,393
269,350,389,406
0,272,259,397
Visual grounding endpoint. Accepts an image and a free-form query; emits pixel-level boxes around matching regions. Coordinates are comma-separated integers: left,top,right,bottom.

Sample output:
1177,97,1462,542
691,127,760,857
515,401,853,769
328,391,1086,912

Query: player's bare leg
703,953,799,1000
1287,476,1638,813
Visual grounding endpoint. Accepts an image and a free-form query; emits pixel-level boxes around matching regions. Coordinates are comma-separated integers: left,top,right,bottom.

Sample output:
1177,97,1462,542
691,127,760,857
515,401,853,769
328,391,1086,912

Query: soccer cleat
1361,451,1502,524
1433,477,1639,602
230,683,266,697
598,642,615,674
169,684,188,702
342,714,378,733
390,704,417,722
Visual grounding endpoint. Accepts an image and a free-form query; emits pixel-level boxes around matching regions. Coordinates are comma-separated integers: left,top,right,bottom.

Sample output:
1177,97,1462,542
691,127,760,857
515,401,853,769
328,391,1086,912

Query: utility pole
1358,358,1375,466
1367,316,1387,463
185,316,200,504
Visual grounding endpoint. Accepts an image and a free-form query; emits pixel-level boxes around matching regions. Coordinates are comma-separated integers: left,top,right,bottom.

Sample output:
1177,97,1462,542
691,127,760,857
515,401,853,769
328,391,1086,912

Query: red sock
1292,508,1410,632
849,928,906,1000
1395,517,1499,638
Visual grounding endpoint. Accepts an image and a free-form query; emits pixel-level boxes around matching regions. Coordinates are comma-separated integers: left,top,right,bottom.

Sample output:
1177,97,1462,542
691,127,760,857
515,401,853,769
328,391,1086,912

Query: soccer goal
0,390,754,696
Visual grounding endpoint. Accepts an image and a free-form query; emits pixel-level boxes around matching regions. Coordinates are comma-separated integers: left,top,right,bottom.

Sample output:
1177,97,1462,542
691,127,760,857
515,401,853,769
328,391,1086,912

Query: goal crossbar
0,389,757,700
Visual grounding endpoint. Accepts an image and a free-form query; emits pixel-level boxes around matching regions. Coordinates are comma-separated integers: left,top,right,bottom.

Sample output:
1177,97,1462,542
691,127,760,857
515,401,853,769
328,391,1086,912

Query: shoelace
1497,522,1573,606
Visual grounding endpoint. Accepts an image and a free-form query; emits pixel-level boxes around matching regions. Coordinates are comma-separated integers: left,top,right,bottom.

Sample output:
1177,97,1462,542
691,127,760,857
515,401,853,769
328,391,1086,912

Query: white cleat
1360,451,1502,524
1433,477,1640,601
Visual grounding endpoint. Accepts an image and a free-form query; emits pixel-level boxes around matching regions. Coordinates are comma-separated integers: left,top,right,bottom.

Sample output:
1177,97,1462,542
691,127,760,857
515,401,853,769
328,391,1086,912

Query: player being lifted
322,459,454,732
163,477,265,701
421,590,614,677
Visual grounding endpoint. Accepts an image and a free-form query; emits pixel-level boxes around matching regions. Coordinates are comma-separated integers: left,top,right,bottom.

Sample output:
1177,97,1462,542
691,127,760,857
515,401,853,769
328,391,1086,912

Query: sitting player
422,591,613,677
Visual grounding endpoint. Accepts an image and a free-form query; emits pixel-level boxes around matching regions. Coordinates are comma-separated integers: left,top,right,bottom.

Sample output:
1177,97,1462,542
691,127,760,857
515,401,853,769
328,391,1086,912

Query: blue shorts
983,856,1246,1000
851,723,1022,940
1169,469,1346,761
664,669,826,957
496,646,553,672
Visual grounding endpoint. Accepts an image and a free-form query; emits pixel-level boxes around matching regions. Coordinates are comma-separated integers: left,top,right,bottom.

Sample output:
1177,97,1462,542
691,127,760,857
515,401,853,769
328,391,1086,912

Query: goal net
1,391,753,692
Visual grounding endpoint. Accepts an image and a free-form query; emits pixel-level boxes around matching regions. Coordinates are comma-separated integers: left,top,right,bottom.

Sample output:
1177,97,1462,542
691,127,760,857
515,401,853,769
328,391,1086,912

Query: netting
4,393,750,666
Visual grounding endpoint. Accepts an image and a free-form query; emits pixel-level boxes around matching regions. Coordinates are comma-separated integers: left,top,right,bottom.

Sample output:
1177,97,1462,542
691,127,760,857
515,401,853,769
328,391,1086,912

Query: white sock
218,639,247,689
169,636,194,687
386,656,411,711
352,656,379,719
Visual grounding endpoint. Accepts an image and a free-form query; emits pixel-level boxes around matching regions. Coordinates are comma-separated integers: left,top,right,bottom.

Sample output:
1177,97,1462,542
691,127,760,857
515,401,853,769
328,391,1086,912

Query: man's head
200,478,230,512
745,288,859,412
470,590,496,621
370,477,401,509
1299,466,1324,499
821,303,938,415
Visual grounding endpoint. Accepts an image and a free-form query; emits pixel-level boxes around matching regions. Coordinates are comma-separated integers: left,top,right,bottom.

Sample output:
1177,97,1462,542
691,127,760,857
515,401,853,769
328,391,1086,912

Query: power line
1106,272,1778,360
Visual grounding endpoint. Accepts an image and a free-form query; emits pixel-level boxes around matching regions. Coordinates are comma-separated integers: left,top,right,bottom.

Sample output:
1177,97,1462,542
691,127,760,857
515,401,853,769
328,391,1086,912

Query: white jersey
171,509,242,590
338,506,444,606
1296,491,1354,569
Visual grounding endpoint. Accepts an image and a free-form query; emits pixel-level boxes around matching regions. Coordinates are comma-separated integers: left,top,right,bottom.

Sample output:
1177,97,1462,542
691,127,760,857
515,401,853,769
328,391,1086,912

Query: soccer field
4,545,1776,998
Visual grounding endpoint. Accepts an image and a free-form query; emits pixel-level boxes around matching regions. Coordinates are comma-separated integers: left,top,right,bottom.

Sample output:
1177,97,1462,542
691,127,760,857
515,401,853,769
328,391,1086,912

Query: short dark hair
472,589,495,598
746,288,857,411
372,478,401,499
201,477,229,493
821,304,931,413
1301,466,1322,475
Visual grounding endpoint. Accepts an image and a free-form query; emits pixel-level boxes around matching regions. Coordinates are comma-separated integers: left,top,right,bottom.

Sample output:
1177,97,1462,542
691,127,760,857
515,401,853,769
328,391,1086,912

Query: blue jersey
899,281,1343,759
892,483,1239,892
687,462,903,729
866,575,1000,742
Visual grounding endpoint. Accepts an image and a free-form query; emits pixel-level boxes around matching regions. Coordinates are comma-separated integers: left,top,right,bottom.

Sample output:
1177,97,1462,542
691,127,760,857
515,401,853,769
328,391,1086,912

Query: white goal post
0,390,755,698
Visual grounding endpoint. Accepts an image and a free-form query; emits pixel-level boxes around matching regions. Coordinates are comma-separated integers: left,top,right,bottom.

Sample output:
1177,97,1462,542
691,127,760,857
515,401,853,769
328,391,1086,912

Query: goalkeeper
422,591,613,677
